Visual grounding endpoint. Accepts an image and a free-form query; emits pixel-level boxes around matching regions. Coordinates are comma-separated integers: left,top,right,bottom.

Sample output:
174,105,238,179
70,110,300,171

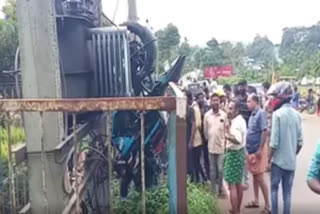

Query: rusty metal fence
0,83,187,214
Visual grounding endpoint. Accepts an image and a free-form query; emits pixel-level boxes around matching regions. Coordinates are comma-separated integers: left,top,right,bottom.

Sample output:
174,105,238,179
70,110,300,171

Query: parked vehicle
298,96,317,114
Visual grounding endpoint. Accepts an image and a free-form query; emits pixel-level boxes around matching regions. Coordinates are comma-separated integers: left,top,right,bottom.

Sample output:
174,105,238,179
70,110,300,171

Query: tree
246,35,276,68
178,37,194,73
201,37,227,67
2,0,17,21
0,0,18,72
155,23,180,62
155,23,181,74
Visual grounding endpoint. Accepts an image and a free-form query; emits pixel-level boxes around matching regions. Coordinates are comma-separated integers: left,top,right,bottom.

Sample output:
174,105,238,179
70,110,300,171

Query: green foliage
155,23,181,73
247,35,276,68
0,126,25,159
2,0,17,21
113,182,220,214
0,0,18,72
279,23,320,77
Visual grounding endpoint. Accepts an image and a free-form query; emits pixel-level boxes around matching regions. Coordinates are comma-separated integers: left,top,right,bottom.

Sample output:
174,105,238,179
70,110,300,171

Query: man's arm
296,114,303,155
269,113,280,163
307,179,320,194
203,114,209,141
257,111,268,155
188,108,196,148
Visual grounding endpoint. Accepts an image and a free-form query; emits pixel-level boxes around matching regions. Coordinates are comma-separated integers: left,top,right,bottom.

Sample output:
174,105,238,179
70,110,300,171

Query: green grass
113,181,220,214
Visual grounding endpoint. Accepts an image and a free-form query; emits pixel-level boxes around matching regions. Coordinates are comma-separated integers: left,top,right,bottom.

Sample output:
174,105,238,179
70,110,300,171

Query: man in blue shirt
290,86,299,109
269,82,303,214
245,94,270,213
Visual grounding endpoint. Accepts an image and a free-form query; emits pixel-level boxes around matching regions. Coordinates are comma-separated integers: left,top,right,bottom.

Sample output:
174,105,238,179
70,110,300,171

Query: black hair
211,93,219,99
230,99,241,111
248,86,257,94
223,84,232,91
195,91,204,100
250,94,259,104
262,82,271,90
238,79,247,86
203,87,209,93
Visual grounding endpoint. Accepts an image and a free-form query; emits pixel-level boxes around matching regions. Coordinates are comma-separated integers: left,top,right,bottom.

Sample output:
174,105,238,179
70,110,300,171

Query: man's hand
255,149,261,158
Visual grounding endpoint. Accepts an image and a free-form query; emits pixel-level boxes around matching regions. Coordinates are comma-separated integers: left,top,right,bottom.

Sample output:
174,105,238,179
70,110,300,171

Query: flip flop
260,207,271,214
245,201,260,208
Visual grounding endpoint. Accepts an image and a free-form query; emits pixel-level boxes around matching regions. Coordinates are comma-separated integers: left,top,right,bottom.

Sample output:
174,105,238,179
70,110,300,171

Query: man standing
235,80,251,189
290,86,300,110
262,82,271,107
189,92,207,183
196,92,210,180
224,100,247,214
245,94,271,213
223,84,233,101
269,82,303,214
204,93,228,196
186,90,195,178
235,80,251,126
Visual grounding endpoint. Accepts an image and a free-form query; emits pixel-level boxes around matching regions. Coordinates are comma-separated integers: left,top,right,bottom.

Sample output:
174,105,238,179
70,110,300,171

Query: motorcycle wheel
307,104,317,114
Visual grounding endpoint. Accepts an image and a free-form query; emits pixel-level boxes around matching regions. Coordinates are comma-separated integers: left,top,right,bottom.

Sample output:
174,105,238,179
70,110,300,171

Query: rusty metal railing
0,83,187,214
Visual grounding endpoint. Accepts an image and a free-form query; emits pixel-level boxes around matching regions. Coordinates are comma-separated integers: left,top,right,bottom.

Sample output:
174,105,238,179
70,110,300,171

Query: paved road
219,114,320,214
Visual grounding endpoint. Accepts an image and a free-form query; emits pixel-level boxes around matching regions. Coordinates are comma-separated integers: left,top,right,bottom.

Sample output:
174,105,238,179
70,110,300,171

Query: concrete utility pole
16,0,65,213
128,0,138,22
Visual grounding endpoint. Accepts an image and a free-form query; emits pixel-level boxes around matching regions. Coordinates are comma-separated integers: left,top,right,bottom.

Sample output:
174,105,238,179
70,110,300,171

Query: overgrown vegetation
113,181,220,214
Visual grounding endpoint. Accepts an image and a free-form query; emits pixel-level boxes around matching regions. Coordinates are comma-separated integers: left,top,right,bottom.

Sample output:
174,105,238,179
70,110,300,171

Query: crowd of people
184,80,320,214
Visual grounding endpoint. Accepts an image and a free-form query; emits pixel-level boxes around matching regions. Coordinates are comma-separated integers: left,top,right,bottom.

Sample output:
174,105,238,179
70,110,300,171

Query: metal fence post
106,111,113,214
168,83,187,214
140,112,146,214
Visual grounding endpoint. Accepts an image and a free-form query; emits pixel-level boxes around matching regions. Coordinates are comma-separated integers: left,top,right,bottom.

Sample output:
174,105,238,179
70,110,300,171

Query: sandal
260,207,271,214
245,201,260,208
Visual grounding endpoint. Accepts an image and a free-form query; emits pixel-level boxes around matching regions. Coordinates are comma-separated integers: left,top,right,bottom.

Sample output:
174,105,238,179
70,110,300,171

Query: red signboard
203,65,233,79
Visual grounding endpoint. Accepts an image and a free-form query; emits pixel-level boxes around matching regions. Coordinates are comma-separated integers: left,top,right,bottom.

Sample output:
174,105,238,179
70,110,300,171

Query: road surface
219,114,320,214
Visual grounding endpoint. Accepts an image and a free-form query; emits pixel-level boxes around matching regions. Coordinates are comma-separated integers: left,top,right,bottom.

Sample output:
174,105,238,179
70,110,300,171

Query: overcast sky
1,0,320,45
103,0,320,45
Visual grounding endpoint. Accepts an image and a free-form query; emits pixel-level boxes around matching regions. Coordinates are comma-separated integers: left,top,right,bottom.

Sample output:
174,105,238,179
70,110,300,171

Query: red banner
203,65,233,79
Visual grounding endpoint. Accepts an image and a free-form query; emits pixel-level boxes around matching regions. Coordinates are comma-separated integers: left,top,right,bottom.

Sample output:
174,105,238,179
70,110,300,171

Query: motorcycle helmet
267,81,293,111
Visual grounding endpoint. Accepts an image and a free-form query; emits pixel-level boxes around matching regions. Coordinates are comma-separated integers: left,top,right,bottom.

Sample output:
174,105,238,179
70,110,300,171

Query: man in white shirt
224,100,247,214
204,93,228,196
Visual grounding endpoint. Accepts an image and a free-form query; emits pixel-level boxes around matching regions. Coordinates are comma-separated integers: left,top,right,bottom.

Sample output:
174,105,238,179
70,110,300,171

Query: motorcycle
298,97,317,114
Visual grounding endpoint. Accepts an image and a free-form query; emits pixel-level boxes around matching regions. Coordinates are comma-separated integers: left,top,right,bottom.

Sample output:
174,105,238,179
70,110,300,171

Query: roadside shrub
113,181,220,214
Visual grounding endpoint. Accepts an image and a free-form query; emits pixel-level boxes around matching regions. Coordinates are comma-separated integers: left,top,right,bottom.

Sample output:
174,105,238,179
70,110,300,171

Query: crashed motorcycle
110,22,186,198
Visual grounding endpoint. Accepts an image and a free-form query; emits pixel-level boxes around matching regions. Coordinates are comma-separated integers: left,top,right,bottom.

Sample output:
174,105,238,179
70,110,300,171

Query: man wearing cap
268,82,303,214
